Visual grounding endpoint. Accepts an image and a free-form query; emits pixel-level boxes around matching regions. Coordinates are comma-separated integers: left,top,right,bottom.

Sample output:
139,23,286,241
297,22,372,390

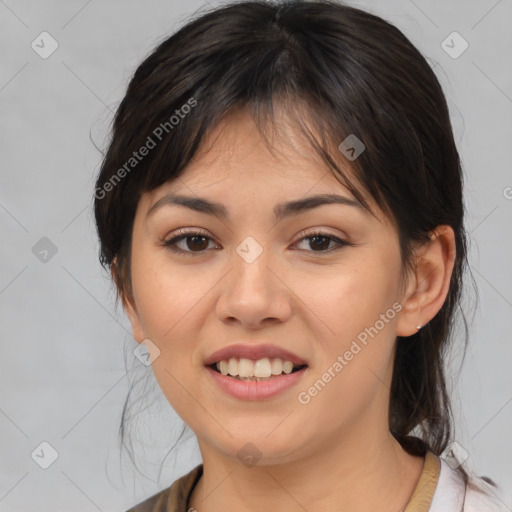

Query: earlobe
396,225,456,337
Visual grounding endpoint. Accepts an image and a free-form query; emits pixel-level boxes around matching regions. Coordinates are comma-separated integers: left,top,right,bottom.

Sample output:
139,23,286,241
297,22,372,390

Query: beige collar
404,451,441,512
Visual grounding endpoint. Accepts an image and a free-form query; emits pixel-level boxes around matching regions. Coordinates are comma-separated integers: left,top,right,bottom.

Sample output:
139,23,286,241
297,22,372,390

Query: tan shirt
125,451,441,512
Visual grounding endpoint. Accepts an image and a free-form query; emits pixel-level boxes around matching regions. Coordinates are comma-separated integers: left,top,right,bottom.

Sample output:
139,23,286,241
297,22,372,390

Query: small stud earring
416,324,422,330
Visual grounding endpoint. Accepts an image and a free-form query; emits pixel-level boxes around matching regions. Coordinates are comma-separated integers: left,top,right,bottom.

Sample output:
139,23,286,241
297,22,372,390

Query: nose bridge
216,233,292,326
232,234,275,296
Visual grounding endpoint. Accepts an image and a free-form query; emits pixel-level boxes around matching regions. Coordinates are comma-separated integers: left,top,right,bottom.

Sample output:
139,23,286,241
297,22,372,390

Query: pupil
188,235,208,251
310,235,329,251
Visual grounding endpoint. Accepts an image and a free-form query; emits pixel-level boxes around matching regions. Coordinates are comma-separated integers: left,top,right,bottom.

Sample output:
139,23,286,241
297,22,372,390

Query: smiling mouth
207,362,308,381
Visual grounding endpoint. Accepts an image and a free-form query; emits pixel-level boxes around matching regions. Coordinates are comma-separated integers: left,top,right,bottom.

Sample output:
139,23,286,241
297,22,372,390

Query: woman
93,1,508,510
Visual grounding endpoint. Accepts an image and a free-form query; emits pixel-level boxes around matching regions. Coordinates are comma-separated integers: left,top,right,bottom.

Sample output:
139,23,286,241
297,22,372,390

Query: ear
111,258,146,343
396,225,456,337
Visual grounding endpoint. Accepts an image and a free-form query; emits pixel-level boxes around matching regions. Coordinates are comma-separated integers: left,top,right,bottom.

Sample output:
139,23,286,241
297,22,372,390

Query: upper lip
204,343,308,366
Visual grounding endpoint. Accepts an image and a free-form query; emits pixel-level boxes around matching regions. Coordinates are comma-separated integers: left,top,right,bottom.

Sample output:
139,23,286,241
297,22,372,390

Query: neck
188,428,424,512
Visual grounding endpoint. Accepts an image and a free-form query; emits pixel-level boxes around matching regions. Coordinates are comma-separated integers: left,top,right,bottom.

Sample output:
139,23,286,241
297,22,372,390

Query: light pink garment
429,458,510,512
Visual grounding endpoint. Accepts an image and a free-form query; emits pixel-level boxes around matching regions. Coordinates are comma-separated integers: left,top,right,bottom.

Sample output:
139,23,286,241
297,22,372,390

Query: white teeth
227,357,238,376
219,360,229,376
238,358,253,378
254,358,271,378
214,357,302,378
283,360,293,374
271,357,283,375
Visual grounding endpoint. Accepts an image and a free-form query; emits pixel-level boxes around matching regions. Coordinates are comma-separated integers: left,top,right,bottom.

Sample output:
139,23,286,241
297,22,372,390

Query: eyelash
162,228,351,256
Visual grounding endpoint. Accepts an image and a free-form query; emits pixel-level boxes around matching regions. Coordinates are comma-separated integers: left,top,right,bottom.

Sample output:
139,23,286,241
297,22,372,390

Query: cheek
130,245,212,339
303,257,401,345
129,247,216,395
298,256,401,408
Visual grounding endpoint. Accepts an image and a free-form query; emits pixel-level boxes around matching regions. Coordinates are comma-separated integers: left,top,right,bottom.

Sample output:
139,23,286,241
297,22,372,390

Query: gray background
1,0,511,510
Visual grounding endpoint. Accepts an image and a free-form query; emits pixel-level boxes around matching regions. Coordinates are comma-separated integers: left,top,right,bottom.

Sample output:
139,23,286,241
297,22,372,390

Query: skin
120,107,456,512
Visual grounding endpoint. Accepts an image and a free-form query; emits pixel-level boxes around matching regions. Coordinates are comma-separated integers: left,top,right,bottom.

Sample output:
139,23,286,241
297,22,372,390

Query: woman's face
124,108,417,466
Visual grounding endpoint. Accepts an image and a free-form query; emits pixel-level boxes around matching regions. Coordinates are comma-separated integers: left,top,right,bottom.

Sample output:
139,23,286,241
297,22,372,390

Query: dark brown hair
94,0,475,484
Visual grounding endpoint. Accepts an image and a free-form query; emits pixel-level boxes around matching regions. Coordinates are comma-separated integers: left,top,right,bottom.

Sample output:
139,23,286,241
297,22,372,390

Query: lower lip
204,365,307,400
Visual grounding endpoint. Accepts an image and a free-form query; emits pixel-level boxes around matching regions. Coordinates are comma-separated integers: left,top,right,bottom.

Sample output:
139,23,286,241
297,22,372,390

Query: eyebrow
147,193,365,221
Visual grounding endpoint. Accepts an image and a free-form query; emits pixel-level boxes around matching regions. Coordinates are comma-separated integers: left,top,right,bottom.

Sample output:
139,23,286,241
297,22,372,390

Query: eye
163,228,220,255
162,228,350,255
293,229,350,253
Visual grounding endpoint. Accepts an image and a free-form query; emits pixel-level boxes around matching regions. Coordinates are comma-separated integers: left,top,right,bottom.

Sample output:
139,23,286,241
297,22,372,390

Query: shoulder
124,464,203,512
464,476,510,512
430,456,509,512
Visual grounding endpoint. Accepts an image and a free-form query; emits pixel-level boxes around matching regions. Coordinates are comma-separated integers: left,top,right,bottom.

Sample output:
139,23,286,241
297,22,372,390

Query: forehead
144,107,374,210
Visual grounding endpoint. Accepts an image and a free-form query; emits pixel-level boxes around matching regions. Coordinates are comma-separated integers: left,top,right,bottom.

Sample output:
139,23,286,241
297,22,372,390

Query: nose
215,243,293,329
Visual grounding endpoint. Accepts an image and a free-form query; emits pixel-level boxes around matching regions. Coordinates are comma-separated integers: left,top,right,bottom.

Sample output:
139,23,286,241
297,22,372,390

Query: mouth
203,345,309,399
206,358,308,381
